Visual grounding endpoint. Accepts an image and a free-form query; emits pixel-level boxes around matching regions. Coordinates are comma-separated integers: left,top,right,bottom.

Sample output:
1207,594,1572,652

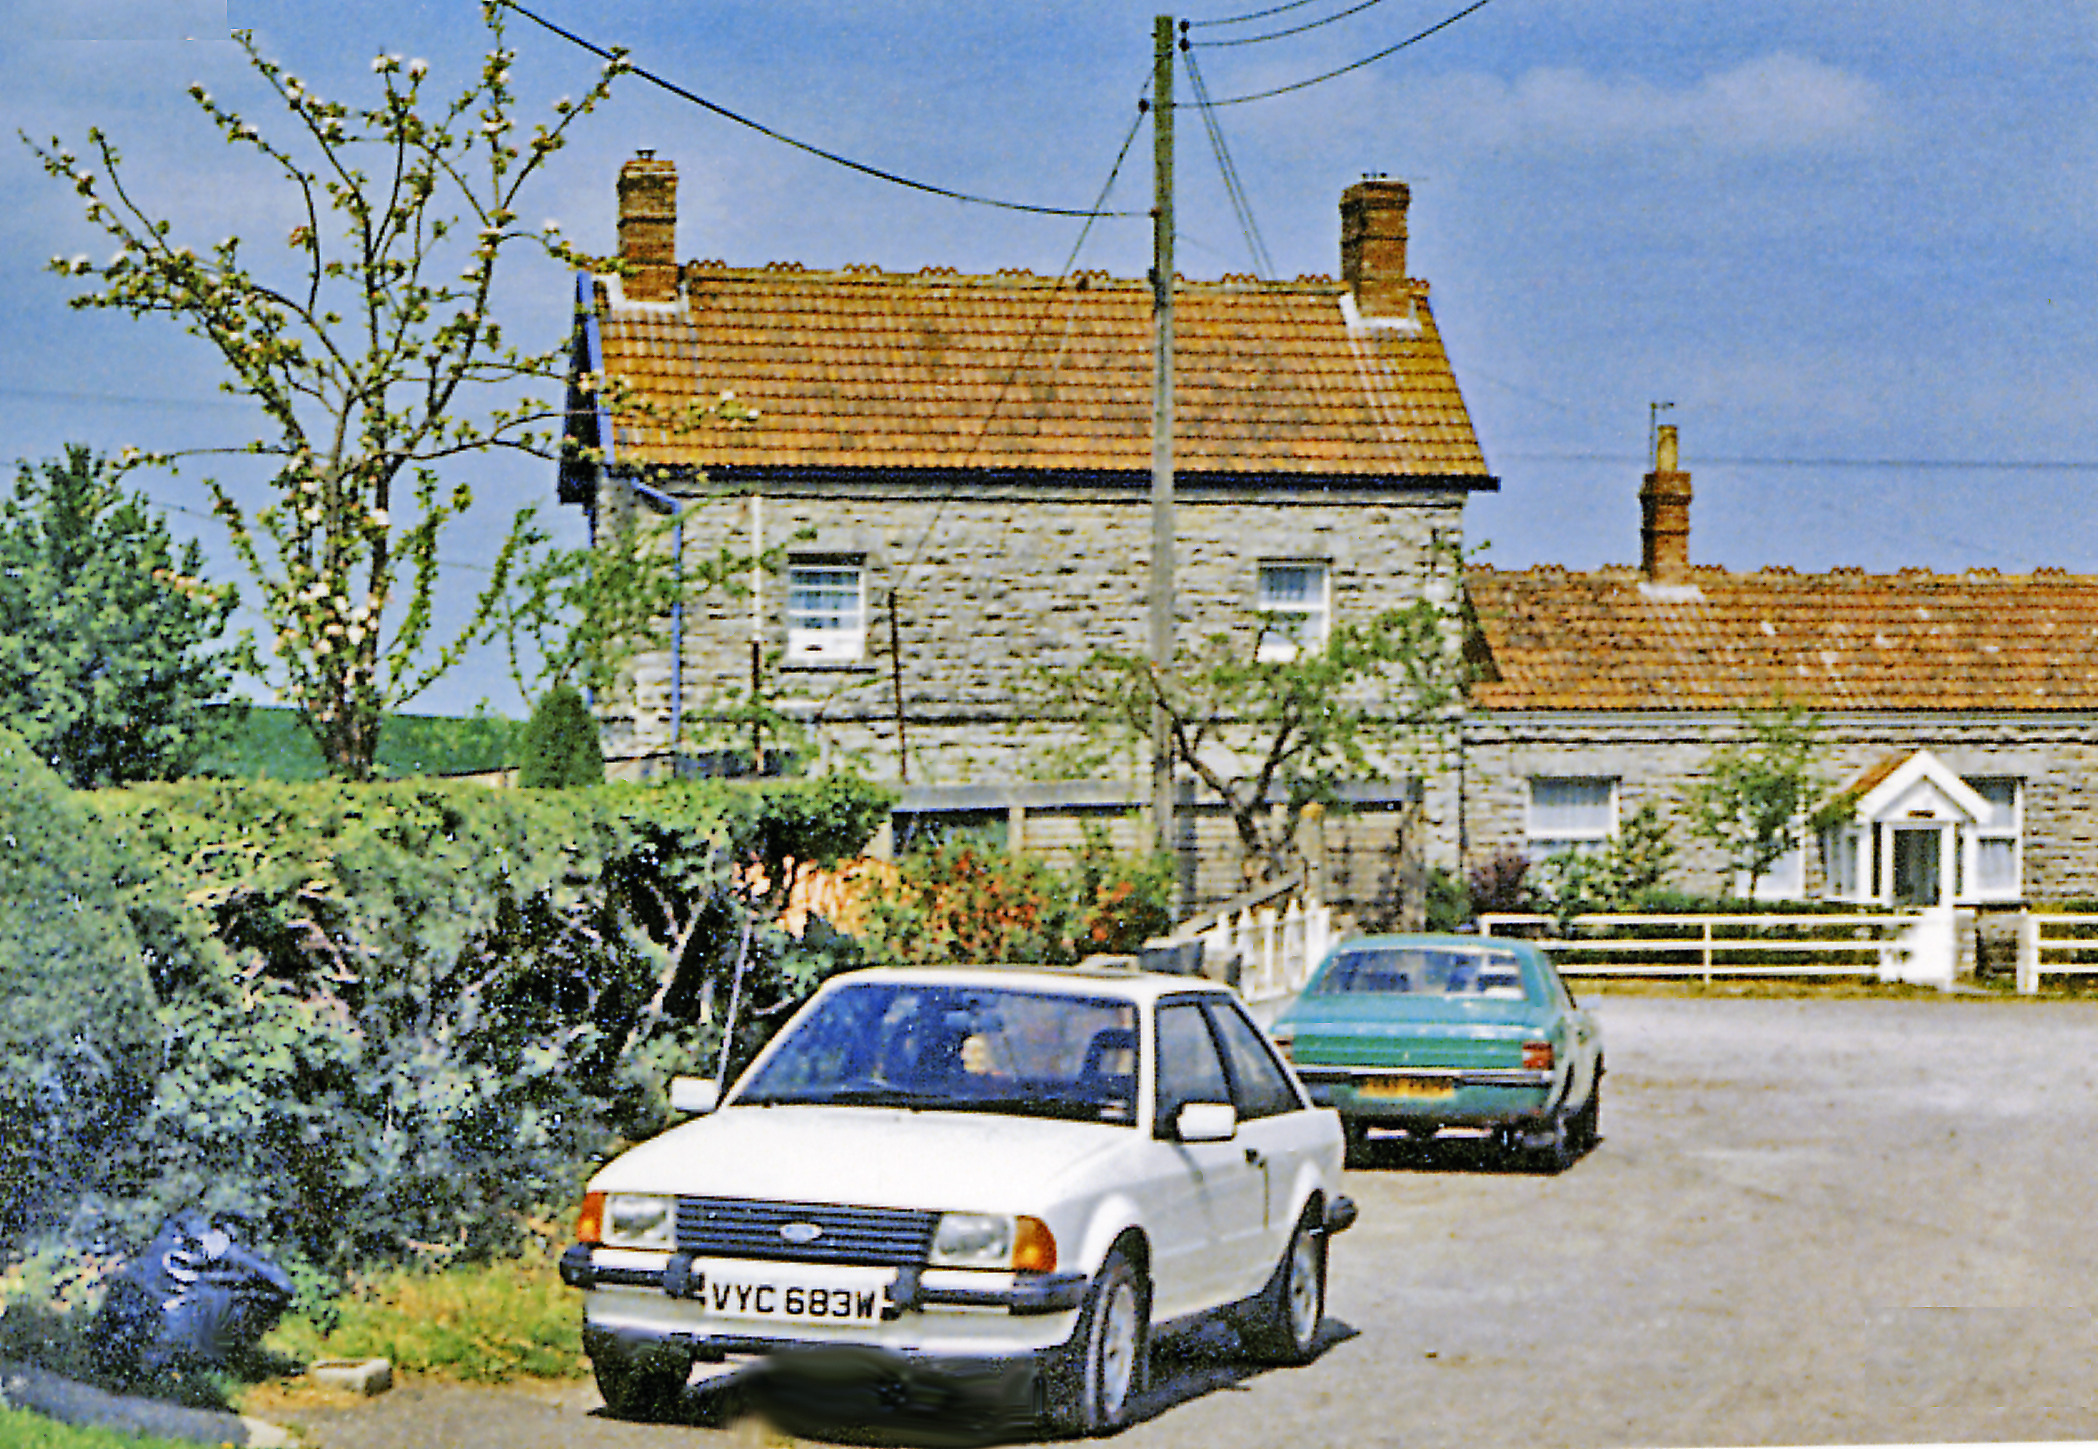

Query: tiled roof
1466,564,2098,712
586,265,1490,483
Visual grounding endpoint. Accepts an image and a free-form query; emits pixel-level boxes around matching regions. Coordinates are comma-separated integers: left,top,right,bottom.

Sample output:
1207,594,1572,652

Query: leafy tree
1039,594,1467,882
1687,704,1831,898
518,683,602,788
24,8,642,779
0,448,246,787
0,726,159,1250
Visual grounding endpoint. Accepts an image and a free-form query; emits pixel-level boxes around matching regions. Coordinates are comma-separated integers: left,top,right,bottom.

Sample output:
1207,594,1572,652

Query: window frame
785,558,867,664
1525,776,1619,860
1255,561,1330,662
1961,776,2023,901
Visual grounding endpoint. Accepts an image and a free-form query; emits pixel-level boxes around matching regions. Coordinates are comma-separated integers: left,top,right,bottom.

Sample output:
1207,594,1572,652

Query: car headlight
601,1193,677,1251
929,1212,1057,1273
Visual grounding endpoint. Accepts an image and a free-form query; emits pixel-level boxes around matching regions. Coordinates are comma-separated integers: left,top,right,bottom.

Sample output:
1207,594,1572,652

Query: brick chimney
1641,424,1693,583
616,151,678,303
1340,177,1410,318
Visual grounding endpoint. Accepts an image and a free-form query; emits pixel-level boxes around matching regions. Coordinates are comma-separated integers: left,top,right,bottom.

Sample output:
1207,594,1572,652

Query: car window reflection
1313,946,1534,1001
736,982,1142,1125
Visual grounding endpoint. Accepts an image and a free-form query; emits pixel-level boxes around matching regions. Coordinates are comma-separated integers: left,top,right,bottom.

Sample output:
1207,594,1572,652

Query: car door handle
1244,1147,1264,1166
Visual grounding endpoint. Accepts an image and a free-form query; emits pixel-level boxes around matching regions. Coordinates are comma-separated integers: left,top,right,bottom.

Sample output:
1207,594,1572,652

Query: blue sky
5,0,2096,715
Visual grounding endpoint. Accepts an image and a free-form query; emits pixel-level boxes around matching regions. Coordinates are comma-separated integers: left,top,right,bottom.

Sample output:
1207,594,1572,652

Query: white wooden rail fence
1476,910,1955,986
2014,913,2098,994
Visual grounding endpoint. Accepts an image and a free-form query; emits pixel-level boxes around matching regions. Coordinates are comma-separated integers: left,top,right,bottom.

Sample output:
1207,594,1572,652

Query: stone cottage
1462,426,2098,907
561,154,1495,911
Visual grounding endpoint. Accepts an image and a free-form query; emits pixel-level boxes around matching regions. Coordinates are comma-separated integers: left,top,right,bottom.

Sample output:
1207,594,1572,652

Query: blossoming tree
26,5,645,777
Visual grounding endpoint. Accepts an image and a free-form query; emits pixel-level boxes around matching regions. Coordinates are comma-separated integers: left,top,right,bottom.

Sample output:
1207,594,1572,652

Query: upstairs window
1526,777,1617,859
1256,562,1328,661
786,562,865,663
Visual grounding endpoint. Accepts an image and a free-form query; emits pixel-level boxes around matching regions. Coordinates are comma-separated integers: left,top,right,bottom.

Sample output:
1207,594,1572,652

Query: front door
1891,826,1945,906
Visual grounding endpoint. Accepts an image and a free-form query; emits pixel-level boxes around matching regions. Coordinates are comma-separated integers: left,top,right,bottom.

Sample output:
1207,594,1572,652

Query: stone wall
601,473,1467,786
1457,711,2098,901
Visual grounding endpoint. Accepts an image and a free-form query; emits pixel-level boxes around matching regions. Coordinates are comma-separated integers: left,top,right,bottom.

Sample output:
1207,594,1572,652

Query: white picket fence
1165,874,1336,1012
1476,910,1955,986
2014,913,2098,993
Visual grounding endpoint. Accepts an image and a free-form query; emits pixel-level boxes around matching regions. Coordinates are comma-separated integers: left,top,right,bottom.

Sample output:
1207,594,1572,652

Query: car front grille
676,1197,938,1267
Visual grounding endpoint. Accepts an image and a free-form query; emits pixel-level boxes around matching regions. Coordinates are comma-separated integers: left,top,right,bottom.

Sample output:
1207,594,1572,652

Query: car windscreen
1311,946,1533,1001
735,981,1142,1125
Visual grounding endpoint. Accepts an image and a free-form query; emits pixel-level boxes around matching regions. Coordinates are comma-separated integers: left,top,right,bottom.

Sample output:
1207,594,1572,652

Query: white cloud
1415,54,1885,157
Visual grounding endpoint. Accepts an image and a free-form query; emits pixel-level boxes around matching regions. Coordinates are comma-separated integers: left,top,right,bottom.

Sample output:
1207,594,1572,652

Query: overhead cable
1189,0,1336,28
1181,47,1276,279
495,0,1139,219
1201,0,1496,105
1191,0,1400,48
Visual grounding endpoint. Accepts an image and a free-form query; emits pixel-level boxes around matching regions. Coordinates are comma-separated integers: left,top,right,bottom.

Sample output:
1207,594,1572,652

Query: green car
1269,934,1603,1173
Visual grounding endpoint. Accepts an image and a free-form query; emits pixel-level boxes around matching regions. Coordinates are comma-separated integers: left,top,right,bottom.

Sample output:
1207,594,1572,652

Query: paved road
283,993,2098,1448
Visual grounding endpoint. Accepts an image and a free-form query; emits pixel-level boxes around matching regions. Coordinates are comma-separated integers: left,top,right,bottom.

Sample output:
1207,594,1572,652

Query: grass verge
265,1255,585,1385
0,1405,203,1449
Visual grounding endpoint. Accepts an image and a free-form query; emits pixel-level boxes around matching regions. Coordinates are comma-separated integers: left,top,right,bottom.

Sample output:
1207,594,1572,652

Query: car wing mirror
669,1076,721,1116
1175,1101,1238,1143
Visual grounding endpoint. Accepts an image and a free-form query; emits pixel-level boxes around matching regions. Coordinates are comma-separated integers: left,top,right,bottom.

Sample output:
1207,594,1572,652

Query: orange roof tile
586,266,1490,484
1466,564,2098,712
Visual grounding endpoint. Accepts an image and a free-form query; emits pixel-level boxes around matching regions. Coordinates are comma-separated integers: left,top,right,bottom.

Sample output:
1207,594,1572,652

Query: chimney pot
1340,178,1411,319
1641,424,1693,583
616,154,679,303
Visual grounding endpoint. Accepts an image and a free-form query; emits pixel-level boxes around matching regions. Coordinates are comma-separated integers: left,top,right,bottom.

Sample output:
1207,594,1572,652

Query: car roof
824,962,1234,1006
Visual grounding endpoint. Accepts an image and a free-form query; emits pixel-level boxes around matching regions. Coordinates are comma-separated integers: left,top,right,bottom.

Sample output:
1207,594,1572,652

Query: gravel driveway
280,992,2098,1448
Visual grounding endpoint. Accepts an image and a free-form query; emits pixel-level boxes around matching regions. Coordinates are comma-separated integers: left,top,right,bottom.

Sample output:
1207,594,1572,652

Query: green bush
0,726,158,1247
517,685,603,788
860,836,1177,967
18,772,895,1292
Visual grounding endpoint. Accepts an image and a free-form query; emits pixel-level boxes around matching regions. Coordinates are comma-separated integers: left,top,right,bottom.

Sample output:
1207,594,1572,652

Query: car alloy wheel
1240,1208,1326,1365
1053,1245,1147,1434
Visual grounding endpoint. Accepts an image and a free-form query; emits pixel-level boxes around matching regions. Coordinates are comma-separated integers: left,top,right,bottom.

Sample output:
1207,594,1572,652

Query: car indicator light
1271,1034,1295,1063
1522,1041,1554,1071
576,1191,605,1246
1013,1216,1057,1275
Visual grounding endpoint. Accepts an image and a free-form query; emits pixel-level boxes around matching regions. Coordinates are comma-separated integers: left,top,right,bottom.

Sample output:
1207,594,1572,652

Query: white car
560,962,1355,1433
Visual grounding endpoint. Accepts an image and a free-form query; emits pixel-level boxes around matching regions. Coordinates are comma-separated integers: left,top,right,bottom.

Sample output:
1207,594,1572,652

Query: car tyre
1528,1102,1579,1175
592,1350,688,1421
1341,1117,1371,1167
1239,1207,1326,1365
1045,1245,1148,1435
1572,1070,1602,1152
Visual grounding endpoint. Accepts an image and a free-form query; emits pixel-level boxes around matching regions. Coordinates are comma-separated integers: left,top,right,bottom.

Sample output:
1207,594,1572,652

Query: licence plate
690,1260,889,1324
1357,1075,1455,1100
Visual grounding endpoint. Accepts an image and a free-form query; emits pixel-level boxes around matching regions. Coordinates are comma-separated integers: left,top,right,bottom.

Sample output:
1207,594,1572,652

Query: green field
198,706,523,781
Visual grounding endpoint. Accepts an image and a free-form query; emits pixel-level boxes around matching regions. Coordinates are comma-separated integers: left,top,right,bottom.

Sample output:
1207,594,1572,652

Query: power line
791,98,1153,731
1201,0,1497,105
1191,0,1401,48
1190,0,1337,28
496,0,1141,220
1181,46,1276,279
1499,451,2098,473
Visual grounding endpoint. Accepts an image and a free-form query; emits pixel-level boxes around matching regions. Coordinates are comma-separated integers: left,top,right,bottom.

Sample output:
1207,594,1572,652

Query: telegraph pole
1149,14,1176,856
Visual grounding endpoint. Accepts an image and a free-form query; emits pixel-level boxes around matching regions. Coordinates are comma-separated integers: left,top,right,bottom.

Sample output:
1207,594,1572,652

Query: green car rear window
1313,946,1531,1000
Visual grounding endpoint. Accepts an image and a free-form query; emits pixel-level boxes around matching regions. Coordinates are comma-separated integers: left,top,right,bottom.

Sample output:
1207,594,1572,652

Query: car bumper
584,1324,1045,1437
562,1245,1087,1360
1294,1065,1556,1126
